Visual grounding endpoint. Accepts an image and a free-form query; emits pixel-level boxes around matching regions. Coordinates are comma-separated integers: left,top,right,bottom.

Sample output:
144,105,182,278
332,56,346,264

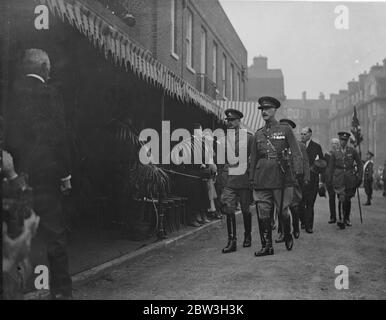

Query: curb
24,213,236,300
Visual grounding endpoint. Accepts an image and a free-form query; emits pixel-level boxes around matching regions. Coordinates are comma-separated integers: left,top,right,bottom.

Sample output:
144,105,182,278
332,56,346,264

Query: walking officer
249,97,303,256
327,132,363,229
363,151,374,206
276,119,310,241
221,109,253,253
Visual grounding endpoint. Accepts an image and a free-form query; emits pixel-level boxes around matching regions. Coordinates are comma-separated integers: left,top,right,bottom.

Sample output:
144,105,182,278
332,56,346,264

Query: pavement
71,188,386,300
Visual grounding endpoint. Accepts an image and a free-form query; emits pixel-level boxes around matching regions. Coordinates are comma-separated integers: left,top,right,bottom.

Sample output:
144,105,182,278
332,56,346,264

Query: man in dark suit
6,49,72,299
325,138,340,223
363,151,374,205
299,127,325,233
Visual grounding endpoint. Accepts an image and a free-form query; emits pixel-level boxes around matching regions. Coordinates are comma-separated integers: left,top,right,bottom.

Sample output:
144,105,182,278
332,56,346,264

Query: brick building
121,0,248,102
329,59,386,170
278,92,331,151
246,56,286,102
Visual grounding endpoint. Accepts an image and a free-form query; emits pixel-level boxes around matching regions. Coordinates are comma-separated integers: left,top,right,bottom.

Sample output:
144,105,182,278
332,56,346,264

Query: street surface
74,189,386,299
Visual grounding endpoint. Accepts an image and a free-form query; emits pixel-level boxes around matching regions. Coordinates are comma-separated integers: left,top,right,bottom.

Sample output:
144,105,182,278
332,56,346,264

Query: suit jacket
6,76,71,189
299,142,310,183
306,140,325,185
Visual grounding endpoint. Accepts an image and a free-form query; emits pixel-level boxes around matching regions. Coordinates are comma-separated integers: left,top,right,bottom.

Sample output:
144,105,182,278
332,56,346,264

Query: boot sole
222,249,237,254
254,251,274,257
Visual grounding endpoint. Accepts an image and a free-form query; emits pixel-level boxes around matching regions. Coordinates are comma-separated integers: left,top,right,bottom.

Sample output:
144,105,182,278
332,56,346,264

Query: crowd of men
1,47,383,300
215,96,376,257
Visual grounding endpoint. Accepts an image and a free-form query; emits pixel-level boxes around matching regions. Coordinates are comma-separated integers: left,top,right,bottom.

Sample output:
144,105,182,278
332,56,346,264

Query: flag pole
352,105,363,224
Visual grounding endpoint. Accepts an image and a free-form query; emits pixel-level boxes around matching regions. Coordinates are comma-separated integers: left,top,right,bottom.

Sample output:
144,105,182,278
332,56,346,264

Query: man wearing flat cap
327,132,363,228
277,119,310,241
220,108,253,253
249,97,303,256
363,151,374,205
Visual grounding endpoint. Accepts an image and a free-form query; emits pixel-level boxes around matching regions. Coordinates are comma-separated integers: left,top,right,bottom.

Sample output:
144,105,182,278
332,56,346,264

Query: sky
219,0,386,99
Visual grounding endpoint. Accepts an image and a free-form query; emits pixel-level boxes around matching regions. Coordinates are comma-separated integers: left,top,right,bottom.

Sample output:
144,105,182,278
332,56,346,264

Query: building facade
329,60,386,171
119,0,248,102
246,56,286,102
278,92,331,151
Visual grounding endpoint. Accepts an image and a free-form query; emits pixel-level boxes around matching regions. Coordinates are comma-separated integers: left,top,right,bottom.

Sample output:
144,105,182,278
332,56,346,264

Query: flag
351,105,363,147
352,105,359,128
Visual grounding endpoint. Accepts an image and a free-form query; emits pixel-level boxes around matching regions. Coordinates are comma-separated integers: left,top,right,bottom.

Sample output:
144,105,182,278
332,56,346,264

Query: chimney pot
302,91,307,100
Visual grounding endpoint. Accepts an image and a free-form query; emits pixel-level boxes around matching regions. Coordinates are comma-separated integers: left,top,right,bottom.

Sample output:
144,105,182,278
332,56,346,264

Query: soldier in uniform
249,97,303,256
276,119,310,241
221,109,253,253
363,151,374,206
327,132,363,229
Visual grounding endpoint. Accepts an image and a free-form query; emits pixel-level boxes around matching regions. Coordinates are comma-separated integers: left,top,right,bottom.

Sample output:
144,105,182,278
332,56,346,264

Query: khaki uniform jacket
327,146,363,191
222,129,253,189
249,119,303,189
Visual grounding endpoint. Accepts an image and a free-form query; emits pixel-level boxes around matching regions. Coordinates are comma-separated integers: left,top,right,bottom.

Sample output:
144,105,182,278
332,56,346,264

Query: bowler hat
258,96,281,109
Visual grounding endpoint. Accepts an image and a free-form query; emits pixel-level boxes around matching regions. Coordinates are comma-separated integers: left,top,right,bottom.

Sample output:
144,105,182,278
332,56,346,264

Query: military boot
282,213,293,250
291,205,300,239
242,211,252,247
255,218,274,257
344,200,352,226
222,214,237,253
337,201,345,229
275,218,284,243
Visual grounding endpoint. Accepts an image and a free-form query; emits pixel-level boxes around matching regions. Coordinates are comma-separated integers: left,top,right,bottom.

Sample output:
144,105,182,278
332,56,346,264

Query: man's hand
60,177,72,195
2,150,18,180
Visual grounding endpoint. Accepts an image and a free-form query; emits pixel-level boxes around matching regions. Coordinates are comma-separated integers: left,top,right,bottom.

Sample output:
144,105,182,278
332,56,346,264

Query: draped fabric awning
39,0,223,118
215,101,264,133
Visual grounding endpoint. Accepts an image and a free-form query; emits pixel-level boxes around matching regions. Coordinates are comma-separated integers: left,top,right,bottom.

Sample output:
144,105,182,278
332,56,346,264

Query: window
241,79,245,100
230,64,234,100
200,27,206,74
222,54,227,98
186,9,193,70
212,42,217,84
171,0,178,56
236,72,240,101
311,110,319,119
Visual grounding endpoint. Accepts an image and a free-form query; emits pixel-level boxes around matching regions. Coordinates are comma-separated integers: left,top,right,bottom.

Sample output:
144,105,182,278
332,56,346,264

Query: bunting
39,0,222,118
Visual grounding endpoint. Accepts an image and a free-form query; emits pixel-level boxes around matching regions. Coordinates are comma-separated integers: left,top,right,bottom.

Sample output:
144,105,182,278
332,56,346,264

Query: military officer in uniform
363,151,374,206
276,119,310,241
249,97,303,256
327,132,363,229
221,109,253,253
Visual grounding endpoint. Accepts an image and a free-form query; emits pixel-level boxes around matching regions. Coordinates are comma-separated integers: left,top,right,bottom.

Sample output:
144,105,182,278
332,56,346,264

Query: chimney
370,62,383,74
319,92,325,100
347,79,359,95
358,73,367,90
302,91,307,101
253,55,267,70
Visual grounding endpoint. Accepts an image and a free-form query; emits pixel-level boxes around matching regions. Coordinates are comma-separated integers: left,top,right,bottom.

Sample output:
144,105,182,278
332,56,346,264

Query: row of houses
246,55,386,169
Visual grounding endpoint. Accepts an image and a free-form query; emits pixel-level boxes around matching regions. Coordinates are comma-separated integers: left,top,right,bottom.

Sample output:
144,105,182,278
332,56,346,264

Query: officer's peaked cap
280,118,296,129
225,108,243,120
258,96,281,109
338,131,350,140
